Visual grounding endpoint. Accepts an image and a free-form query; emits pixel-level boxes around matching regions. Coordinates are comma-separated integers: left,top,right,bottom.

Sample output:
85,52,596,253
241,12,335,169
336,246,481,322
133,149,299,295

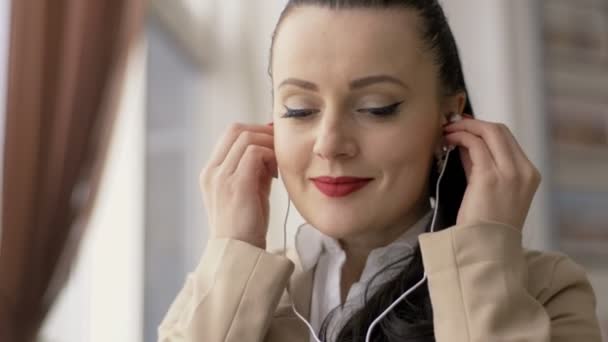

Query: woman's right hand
199,122,277,250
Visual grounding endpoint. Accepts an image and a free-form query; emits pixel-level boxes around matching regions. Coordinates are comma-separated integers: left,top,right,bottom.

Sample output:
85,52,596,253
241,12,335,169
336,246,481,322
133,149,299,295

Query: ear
439,92,467,126
434,92,467,160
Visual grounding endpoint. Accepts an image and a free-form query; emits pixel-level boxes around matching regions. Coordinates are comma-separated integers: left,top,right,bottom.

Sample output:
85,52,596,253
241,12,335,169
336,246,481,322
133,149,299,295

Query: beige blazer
158,220,603,341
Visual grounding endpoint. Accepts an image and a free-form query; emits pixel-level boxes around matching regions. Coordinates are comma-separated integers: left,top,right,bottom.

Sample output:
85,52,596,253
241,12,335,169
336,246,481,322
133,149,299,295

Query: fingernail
267,122,274,126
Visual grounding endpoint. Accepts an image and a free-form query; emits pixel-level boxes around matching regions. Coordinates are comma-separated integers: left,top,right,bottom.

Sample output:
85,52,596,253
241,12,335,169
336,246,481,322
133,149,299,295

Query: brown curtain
0,0,143,341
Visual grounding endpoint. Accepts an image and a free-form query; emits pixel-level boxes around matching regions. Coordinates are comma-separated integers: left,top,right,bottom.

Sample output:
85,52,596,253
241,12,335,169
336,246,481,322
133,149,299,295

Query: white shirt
294,209,433,342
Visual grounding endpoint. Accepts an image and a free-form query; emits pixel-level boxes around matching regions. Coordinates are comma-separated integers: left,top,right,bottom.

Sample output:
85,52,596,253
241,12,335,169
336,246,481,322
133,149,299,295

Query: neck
338,197,431,303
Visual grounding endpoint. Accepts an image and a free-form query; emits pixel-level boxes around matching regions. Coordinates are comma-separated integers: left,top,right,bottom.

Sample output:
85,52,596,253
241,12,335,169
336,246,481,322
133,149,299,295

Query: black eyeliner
281,101,404,118
281,105,317,118
358,101,404,116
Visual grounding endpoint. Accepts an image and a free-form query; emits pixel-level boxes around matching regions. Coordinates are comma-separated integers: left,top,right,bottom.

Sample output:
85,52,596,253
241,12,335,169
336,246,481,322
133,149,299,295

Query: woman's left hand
442,114,542,231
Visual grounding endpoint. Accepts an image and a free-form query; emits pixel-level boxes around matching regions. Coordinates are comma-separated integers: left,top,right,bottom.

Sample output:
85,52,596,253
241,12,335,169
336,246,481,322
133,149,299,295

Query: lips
311,176,373,198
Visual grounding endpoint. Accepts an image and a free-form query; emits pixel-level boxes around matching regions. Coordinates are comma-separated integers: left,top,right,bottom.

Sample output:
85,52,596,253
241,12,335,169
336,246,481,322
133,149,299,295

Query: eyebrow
278,74,409,92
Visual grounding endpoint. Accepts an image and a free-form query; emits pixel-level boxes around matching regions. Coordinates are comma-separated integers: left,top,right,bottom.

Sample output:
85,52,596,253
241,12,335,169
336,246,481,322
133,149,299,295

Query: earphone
281,112,463,342
438,113,462,166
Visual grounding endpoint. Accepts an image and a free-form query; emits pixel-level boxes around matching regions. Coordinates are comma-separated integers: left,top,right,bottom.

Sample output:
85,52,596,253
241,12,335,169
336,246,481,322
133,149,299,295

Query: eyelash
281,101,404,118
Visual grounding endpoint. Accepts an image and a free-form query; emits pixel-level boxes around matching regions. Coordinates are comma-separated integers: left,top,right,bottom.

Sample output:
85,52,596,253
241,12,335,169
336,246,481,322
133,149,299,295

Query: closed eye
281,101,404,118
281,106,319,118
357,101,404,116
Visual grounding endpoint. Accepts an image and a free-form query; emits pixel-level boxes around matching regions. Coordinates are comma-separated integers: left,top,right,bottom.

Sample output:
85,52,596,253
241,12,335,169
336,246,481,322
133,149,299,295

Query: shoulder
524,249,602,338
523,248,597,308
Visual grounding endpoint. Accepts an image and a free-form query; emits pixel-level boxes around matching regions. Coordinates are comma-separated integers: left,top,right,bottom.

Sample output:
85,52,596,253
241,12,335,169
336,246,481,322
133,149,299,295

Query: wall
143,15,206,341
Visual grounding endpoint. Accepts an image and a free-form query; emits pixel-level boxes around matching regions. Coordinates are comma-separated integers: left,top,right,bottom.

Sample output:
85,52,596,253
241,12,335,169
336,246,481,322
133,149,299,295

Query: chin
306,214,367,240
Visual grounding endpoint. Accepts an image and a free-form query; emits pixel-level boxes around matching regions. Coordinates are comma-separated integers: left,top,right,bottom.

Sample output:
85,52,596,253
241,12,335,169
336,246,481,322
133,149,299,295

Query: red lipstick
311,176,373,198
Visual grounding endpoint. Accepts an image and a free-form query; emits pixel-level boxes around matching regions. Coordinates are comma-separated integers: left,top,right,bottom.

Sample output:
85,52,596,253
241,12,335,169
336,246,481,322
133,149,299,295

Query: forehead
272,6,434,85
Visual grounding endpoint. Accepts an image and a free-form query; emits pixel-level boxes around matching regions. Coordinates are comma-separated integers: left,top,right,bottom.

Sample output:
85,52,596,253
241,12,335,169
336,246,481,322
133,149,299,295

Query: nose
312,114,358,161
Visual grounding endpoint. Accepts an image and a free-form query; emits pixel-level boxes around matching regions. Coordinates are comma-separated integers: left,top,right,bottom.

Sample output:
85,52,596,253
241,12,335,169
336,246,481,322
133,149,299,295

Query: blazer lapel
267,249,315,342
287,246,314,319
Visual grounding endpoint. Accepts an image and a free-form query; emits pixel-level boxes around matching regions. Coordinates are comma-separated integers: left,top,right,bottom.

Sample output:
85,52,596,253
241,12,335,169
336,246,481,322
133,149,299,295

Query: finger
458,145,473,181
443,131,496,172
463,117,529,166
220,130,275,176
208,123,273,169
444,118,517,172
234,145,278,182
499,126,535,167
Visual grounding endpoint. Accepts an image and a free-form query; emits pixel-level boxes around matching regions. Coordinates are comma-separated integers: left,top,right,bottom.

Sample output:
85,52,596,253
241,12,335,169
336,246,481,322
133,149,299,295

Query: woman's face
272,6,454,242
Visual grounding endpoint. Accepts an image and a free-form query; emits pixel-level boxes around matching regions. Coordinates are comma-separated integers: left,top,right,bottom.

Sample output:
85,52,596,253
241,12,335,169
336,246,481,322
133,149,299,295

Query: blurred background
0,0,606,341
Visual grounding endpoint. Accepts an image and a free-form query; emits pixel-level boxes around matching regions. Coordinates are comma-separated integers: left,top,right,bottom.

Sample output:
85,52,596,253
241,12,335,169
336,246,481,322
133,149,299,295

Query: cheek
274,130,313,204
274,130,308,174
382,147,425,182
369,128,435,186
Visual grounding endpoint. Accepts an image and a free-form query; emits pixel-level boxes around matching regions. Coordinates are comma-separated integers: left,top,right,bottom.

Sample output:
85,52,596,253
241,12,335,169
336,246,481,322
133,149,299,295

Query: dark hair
268,1,472,341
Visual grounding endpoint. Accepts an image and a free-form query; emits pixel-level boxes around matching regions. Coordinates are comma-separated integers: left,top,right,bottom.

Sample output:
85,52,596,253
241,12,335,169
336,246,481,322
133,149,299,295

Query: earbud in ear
448,113,463,123
439,113,462,157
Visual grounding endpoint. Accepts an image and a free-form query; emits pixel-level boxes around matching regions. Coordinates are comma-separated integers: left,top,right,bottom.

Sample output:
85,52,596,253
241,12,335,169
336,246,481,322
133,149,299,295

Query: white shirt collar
294,208,434,273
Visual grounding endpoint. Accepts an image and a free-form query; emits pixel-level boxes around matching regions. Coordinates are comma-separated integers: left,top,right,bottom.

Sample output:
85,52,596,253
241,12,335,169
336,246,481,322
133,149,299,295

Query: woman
158,1,602,341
